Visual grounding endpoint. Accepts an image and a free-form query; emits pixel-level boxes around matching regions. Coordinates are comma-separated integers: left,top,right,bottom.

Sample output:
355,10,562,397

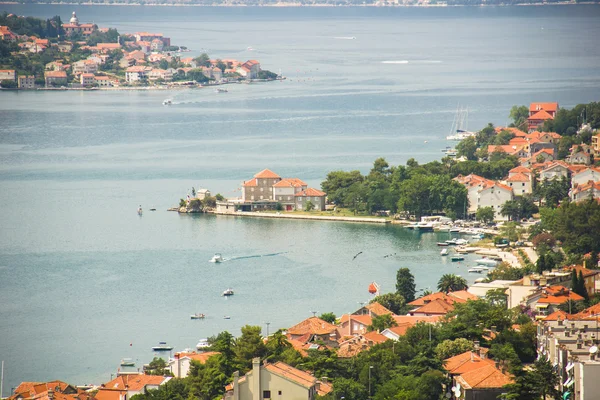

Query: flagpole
1,360,4,400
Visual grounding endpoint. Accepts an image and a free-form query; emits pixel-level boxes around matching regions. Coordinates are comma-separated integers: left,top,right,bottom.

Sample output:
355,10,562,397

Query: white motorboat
468,266,488,273
415,222,434,232
222,288,234,296
440,248,449,256
215,88,228,93
152,342,173,351
210,253,224,263
475,258,499,267
190,313,206,320
455,239,469,246
196,339,210,349
223,315,231,319
163,99,172,105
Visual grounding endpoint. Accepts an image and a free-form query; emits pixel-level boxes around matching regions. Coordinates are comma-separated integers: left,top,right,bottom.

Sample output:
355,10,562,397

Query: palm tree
437,274,468,293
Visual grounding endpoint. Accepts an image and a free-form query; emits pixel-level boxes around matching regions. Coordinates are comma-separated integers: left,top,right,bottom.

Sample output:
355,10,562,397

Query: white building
168,351,220,378
540,162,570,181
272,178,307,211
572,167,600,188
125,66,152,83
505,172,532,196
72,59,98,75
476,182,513,220
80,73,95,86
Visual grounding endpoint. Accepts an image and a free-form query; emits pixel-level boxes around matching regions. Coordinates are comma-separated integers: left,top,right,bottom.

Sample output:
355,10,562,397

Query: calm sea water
1,3,600,393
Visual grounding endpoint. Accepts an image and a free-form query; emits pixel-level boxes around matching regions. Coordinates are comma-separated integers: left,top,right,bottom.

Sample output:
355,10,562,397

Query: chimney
252,358,260,400
233,371,240,400
474,340,481,357
48,389,54,400
320,377,328,384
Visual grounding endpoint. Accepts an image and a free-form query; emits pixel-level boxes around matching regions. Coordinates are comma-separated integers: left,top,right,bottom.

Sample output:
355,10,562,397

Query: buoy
368,282,380,295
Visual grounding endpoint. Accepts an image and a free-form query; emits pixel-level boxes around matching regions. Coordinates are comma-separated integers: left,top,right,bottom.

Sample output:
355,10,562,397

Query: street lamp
368,365,374,399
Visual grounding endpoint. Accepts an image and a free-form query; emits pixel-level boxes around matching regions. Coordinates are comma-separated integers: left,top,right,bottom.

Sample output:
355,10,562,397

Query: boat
150,208,156,211
468,268,484,273
449,227,461,233
440,248,449,256
222,288,234,296
474,277,487,283
445,239,458,245
137,206,142,215
475,258,499,267
223,316,231,319
196,339,210,349
152,342,174,351
190,313,206,319
215,88,228,93
437,242,449,247
446,106,475,141
120,358,135,367
455,239,469,246
210,253,224,263
163,99,172,105
444,148,457,157
368,282,380,295
415,222,434,232
451,256,465,262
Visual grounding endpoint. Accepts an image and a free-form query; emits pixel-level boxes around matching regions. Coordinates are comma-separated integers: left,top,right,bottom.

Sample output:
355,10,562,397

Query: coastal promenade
214,210,390,224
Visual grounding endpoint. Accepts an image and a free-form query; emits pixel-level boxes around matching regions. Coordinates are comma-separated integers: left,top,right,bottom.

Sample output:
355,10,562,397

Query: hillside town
0,12,277,89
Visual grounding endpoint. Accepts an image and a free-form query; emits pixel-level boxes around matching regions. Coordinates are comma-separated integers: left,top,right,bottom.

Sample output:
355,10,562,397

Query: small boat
210,253,224,263
150,208,156,211
190,313,206,319
196,339,210,349
415,222,434,232
475,258,499,267
152,342,173,351
368,282,380,295
455,239,469,246
215,88,228,93
163,99,172,105
437,242,449,247
120,358,135,367
223,315,231,319
474,277,487,283
446,239,458,245
468,267,486,273
451,256,465,262
449,227,461,233
137,206,143,215
222,288,234,296
440,248,449,256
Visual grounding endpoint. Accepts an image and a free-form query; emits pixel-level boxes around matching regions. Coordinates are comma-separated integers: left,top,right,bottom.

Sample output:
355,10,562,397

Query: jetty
214,210,390,224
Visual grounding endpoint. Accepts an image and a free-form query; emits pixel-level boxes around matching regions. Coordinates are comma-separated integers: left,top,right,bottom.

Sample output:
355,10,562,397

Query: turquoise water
1,3,600,393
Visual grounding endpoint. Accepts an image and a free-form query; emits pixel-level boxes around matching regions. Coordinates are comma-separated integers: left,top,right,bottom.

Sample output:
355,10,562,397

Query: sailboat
446,106,475,141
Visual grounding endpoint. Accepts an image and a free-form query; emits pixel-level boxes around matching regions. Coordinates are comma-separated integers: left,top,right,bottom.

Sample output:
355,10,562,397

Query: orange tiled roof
254,169,280,179
410,298,455,315
242,178,258,187
506,173,530,182
272,178,307,188
102,374,167,392
509,166,532,174
537,289,584,305
543,310,573,321
495,127,528,137
287,316,337,336
564,265,600,278
457,363,513,389
45,71,67,78
339,314,372,326
174,351,220,363
529,102,559,113
444,351,495,374
94,389,128,400
295,188,326,197
528,110,554,121
316,380,333,396
365,301,394,316
363,330,389,344
409,291,475,307
384,323,413,336
264,362,316,389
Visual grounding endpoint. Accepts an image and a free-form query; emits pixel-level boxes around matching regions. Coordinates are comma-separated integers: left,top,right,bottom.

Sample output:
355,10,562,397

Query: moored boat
120,358,135,367
190,313,206,319
475,258,499,267
196,338,210,349
152,342,174,351
451,256,465,262
437,242,449,247
222,288,234,296
440,248,449,256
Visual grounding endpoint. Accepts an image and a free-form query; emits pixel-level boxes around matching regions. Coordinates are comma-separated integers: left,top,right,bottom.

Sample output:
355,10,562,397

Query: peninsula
0,12,280,89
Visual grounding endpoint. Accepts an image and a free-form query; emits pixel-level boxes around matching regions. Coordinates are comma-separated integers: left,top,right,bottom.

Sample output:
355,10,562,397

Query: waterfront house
0,69,16,82
17,75,35,89
168,351,220,378
295,188,327,211
80,73,95,87
242,169,282,202
94,76,113,87
44,71,67,87
237,60,261,79
125,66,152,83
273,178,307,210
8,380,91,400
72,60,98,75
224,358,332,400
476,181,513,220
528,102,559,132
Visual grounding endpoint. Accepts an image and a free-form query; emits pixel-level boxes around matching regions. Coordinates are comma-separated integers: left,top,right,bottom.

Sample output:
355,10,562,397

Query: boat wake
381,60,442,65
225,252,288,262
333,36,356,40
381,60,409,64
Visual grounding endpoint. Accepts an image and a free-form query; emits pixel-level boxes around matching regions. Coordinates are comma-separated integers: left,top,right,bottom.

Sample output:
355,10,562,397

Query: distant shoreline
1,1,597,6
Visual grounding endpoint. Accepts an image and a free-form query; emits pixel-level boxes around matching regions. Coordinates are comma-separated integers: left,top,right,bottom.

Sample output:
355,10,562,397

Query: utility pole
1,360,4,400
368,365,373,399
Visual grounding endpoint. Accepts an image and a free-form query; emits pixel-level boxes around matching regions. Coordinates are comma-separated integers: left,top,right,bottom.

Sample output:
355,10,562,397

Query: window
278,391,282,396
263,390,271,399
251,196,254,200
251,188,254,192
287,196,291,200
260,196,263,200
260,187,263,192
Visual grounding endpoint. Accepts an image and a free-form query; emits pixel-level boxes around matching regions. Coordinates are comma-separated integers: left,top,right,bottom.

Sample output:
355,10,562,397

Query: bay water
1,3,600,392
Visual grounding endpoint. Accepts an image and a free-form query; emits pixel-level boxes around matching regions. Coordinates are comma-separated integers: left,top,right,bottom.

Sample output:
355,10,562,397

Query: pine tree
571,270,578,292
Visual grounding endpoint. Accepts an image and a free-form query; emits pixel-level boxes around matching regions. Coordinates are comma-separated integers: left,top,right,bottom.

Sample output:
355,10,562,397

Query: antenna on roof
310,310,317,317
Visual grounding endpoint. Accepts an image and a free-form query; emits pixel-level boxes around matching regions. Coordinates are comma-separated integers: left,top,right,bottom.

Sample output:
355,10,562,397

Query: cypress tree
536,254,546,274
571,270,578,292
578,271,589,300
